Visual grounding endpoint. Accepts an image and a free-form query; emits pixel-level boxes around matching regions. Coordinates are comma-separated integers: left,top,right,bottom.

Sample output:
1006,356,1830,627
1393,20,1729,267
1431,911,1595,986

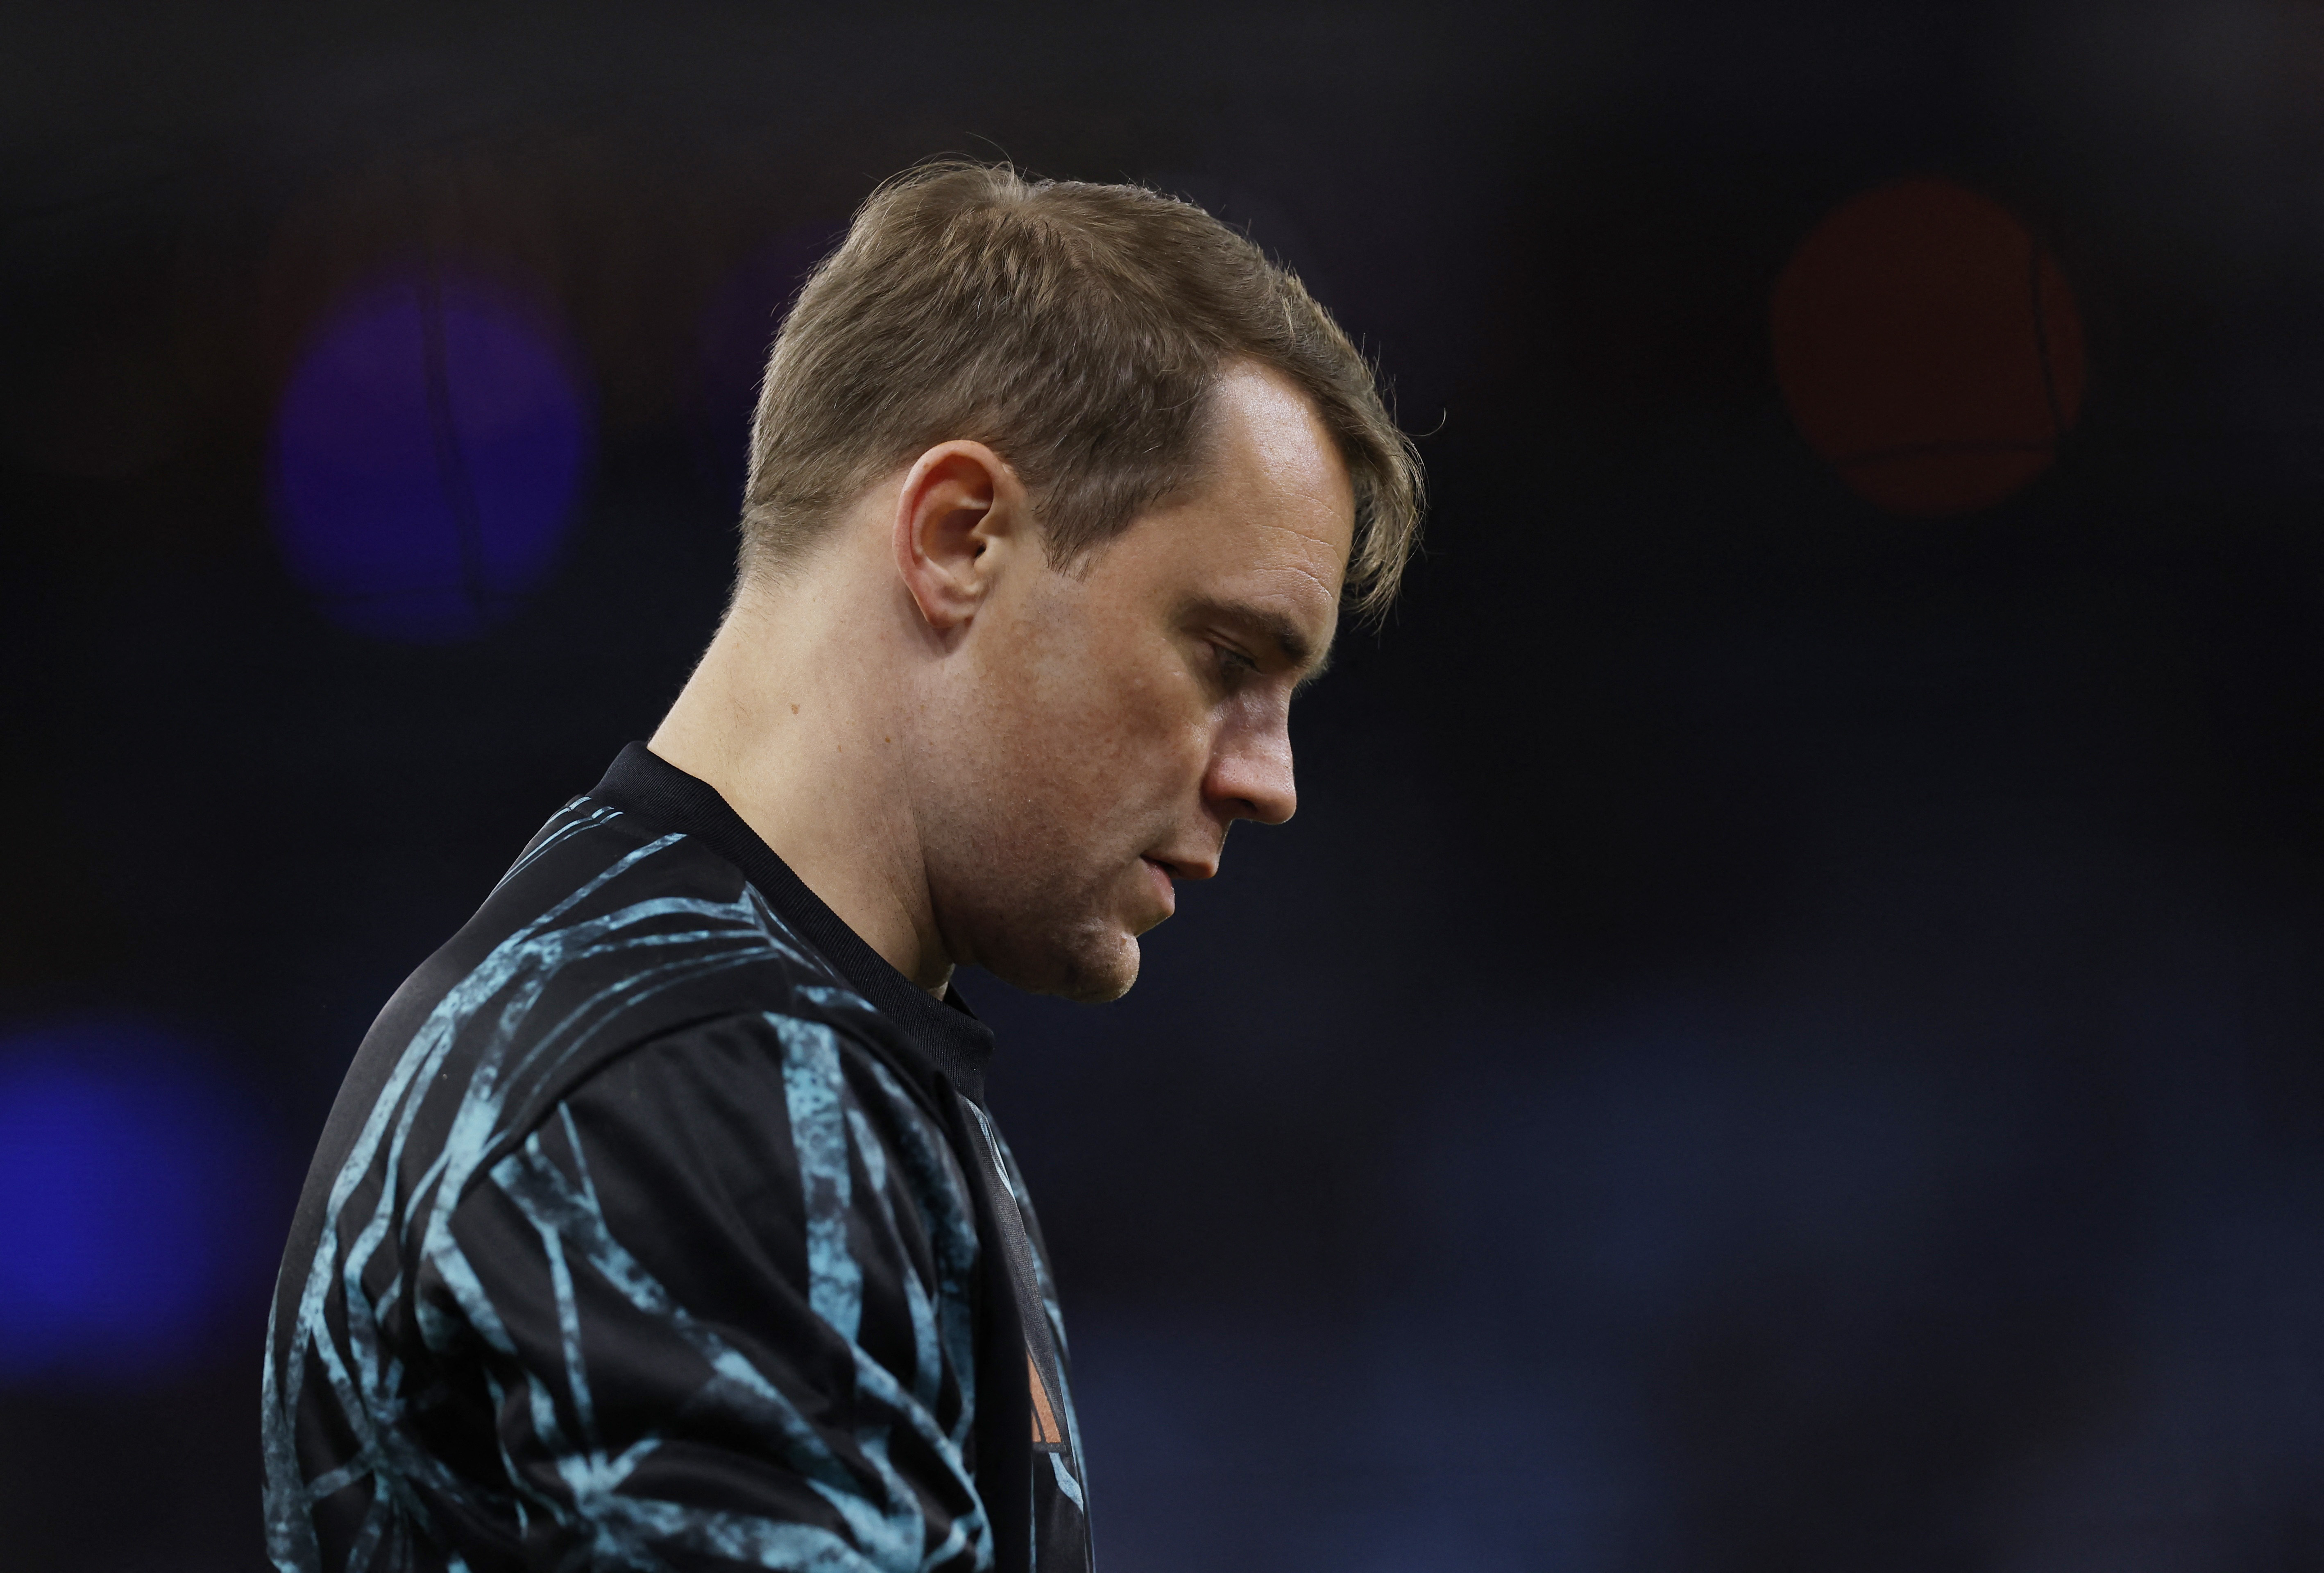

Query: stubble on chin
1042,860,1156,1001
993,907,1143,1003
1051,929,1142,1003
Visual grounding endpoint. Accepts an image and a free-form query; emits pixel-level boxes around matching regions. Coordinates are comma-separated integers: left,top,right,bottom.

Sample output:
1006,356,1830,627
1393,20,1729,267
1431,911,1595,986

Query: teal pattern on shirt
263,774,1088,1573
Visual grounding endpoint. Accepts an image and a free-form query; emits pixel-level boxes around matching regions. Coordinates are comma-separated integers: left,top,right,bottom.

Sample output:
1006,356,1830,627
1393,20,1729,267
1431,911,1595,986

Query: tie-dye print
262,751,1091,1572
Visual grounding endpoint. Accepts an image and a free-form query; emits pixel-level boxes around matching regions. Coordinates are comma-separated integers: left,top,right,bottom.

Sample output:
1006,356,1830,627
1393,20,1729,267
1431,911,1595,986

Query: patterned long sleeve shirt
263,744,1091,1573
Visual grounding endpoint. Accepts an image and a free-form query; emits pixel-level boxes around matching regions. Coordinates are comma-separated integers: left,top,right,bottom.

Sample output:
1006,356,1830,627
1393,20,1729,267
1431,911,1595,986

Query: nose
1206,707,1297,827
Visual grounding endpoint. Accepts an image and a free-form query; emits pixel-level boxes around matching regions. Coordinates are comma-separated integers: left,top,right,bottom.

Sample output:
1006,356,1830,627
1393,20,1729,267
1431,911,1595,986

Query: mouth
1140,856,1177,919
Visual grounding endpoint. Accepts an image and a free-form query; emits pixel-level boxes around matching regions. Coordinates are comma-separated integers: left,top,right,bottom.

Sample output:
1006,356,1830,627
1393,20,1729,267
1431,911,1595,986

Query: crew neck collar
589,741,995,1105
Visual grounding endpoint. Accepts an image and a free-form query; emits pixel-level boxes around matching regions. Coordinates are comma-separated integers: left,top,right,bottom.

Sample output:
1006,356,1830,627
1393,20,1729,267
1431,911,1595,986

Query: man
263,163,1422,1573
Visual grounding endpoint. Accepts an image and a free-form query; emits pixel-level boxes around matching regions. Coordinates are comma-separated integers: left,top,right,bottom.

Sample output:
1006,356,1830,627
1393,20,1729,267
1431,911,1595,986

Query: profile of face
911,364,1356,1002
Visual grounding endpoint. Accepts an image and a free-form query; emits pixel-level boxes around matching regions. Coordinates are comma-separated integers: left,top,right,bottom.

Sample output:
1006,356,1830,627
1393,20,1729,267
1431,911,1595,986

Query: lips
1140,856,1176,917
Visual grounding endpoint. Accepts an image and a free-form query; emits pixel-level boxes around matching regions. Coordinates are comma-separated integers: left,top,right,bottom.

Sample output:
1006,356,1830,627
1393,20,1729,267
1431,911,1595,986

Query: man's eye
1213,643,1259,678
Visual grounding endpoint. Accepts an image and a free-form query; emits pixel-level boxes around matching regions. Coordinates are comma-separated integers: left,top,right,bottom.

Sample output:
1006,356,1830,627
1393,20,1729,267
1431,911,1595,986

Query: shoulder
317,795,900,1230
468,1007,982,1324
537,1009,978,1221
552,1007,958,1160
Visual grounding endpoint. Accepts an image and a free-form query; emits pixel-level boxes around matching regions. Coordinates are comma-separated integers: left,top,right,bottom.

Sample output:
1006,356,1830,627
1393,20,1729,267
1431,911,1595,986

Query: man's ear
893,441,1029,633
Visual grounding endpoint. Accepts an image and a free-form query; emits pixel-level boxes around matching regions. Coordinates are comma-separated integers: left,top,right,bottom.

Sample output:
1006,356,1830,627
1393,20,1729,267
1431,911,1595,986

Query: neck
647,557,951,997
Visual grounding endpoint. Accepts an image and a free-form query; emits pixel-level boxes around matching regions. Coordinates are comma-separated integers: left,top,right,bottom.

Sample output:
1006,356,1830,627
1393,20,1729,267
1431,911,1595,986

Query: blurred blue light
0,1019,272,1381
270,269,591,643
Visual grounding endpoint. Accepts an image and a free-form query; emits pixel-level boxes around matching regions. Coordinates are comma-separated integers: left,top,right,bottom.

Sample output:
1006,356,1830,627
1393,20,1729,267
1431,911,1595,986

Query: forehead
1103,364,1356,628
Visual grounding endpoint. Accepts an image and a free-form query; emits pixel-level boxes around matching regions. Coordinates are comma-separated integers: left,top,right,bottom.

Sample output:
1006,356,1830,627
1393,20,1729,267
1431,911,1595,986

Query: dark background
6,2,2324,1568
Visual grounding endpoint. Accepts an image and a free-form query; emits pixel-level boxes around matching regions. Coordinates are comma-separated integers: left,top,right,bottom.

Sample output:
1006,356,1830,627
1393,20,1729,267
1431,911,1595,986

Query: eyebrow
1184,596,1335,690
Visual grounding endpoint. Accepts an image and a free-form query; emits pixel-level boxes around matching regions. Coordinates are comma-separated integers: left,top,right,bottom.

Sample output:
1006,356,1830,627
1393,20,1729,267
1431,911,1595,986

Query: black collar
590,742,996,1105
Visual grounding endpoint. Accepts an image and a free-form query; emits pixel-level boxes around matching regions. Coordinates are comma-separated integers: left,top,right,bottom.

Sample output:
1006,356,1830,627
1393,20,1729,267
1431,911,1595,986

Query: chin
993,928,1142,1004
1056,963,1138,1005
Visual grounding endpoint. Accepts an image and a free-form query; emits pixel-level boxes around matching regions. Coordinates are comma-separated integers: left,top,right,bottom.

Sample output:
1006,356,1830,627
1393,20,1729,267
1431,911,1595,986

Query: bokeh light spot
1772,177,2086,516
0,1019,274,1381
270,270,591,642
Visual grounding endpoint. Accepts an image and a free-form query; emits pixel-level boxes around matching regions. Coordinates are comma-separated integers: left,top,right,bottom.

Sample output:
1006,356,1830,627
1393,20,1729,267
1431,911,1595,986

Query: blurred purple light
270,270,591,643
0,1019,273,1381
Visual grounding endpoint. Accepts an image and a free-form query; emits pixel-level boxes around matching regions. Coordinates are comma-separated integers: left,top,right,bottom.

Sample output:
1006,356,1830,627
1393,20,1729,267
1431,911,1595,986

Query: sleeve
423,1012,989,1572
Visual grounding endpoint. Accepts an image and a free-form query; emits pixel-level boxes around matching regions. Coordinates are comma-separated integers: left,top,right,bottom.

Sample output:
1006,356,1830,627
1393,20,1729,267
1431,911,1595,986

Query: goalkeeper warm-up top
263,743,1093,1572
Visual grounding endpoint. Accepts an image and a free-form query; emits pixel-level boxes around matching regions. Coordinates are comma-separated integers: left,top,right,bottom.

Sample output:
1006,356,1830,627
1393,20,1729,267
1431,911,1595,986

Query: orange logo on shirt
1027,1349,1064,1447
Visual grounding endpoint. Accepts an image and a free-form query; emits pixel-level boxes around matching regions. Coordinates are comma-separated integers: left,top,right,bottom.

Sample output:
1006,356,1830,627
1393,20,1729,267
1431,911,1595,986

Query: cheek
1003,624,1201,777
1072,656,1213,802
958,594,1216,853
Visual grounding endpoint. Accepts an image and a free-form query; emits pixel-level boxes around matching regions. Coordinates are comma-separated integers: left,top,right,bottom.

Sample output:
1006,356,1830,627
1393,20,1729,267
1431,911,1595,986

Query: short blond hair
740,163,1423,623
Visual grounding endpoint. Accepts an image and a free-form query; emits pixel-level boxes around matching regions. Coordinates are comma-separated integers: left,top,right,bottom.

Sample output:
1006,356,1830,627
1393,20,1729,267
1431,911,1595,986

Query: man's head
714,164,1422,1002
